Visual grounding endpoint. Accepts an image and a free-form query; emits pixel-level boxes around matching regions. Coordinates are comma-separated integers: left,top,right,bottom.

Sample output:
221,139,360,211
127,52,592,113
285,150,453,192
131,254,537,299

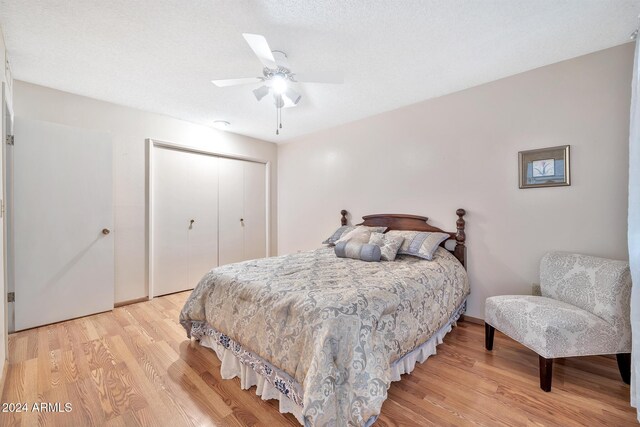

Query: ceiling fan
211,33,341,135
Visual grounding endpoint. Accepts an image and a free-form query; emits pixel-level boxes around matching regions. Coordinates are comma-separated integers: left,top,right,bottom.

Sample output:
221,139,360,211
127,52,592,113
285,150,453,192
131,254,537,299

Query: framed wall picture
518,145,570,189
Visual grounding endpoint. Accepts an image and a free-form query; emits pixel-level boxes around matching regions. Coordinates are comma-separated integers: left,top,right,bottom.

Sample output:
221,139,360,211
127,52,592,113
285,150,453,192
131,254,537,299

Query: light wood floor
0,291,636,426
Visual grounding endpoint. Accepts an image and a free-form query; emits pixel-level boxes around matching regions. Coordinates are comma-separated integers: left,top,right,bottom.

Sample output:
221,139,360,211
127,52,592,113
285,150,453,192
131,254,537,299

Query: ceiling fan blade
243,33,278,69
211,77,262,87
253,85,270,101
293,71,343,84
282,88,301,106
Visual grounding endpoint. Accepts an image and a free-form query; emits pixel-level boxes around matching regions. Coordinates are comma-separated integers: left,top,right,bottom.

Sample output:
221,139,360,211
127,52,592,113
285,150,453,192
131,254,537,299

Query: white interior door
1,84,10,358
14,118,114,331
186,153,219,285
152,147,219,296
243,161,267,260
152,147,190,297
218,157,245,265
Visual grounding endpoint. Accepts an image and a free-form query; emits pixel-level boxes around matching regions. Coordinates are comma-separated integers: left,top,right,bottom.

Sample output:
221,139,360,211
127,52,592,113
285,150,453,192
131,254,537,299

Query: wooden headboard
339,209,467,268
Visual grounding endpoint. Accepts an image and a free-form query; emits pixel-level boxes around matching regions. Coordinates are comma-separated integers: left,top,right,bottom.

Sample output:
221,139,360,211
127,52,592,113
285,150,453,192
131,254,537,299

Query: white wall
13,81,278,304
278,43,634,319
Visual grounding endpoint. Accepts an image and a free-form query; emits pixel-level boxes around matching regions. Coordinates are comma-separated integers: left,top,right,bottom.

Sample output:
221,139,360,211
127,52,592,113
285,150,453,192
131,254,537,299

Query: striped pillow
387,230,450,261
334,241,381,262
322,225,387,246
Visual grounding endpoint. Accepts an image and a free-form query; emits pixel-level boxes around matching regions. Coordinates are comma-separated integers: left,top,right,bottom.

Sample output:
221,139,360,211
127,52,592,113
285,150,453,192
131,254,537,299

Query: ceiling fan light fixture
253,85,270,101
213,120,230,130
284,88,301,105
272,74,288,94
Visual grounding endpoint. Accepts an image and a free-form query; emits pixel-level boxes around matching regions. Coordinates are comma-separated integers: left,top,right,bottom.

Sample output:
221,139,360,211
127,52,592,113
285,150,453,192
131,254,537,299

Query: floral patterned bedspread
180,246,469,426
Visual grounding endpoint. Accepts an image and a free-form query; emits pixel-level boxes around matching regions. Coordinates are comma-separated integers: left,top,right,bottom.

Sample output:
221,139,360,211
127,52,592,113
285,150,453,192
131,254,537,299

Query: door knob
240,218,244,224
102,228,111,235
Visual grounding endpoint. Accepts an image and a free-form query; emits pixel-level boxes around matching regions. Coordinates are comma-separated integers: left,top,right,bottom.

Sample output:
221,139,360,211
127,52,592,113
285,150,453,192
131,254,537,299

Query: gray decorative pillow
323,225,387,246
334,241,381,262
336,227,372,244
369,232,404,261
322,225,355,245
387,230,450,261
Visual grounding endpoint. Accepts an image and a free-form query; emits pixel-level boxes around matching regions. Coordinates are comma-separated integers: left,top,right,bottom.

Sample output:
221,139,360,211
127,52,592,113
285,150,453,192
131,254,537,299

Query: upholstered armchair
484,252,632,391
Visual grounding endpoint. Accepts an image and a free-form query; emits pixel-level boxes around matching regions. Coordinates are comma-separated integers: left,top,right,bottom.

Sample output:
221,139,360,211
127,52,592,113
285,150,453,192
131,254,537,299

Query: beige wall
278,43,633,319
13,81,278,304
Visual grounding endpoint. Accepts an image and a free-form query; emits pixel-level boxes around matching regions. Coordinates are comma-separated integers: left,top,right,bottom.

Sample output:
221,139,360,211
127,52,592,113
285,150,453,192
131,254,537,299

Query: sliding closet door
218,157,245,265
187,154,219,285
152,147,219,296
243,161,267,260
152,149,266,289
218,158,267,265
152,147,190,296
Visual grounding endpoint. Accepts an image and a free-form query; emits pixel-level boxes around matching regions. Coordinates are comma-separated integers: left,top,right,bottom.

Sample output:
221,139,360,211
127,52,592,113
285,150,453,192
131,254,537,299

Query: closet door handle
240,218,244,224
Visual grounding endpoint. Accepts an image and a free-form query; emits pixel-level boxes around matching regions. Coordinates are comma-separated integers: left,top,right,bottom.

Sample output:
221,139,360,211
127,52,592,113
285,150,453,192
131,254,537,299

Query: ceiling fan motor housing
263,66,295,82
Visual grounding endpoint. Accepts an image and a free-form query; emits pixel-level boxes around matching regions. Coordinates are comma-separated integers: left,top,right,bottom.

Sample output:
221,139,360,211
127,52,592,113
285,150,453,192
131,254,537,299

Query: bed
180,209,469,426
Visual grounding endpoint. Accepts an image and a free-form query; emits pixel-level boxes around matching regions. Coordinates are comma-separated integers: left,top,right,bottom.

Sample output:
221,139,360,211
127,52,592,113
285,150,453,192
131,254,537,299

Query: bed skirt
191,299,467,426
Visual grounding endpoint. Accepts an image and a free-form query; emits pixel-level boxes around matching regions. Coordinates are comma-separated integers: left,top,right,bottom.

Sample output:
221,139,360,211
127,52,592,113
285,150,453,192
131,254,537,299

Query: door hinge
7,292,14,303
6,135,14,146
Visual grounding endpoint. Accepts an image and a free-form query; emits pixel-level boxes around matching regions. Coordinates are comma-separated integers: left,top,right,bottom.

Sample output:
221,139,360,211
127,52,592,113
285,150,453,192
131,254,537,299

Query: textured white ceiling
1,0,638,143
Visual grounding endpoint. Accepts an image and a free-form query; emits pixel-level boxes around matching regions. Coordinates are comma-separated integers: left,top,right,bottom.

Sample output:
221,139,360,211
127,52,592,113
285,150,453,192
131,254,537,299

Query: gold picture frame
518,145,570,189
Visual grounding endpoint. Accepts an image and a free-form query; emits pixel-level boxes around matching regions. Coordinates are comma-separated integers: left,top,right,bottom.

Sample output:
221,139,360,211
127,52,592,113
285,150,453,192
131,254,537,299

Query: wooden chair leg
539,356,553,392
616,353,631,385
485,323,495,351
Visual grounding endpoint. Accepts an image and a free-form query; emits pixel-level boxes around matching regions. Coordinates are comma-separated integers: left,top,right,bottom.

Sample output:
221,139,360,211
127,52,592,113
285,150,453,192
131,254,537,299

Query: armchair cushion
540,252,631,340
485,295,630,359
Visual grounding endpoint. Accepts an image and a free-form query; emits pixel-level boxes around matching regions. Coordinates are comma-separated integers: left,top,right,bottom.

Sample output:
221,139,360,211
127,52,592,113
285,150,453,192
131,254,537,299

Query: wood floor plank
20,358,40,427
83,339,116,372
130,343,205,426
47,349,63,390
8,336,28,364
89,367,116,420
0,361,27,427
131,406,162,427
40,380,73,427
146,341,233,422
106,335,176,422
35,329,51,394
65,378,104,426
81,318,101,342
1,291,636,426
56,323,74,353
